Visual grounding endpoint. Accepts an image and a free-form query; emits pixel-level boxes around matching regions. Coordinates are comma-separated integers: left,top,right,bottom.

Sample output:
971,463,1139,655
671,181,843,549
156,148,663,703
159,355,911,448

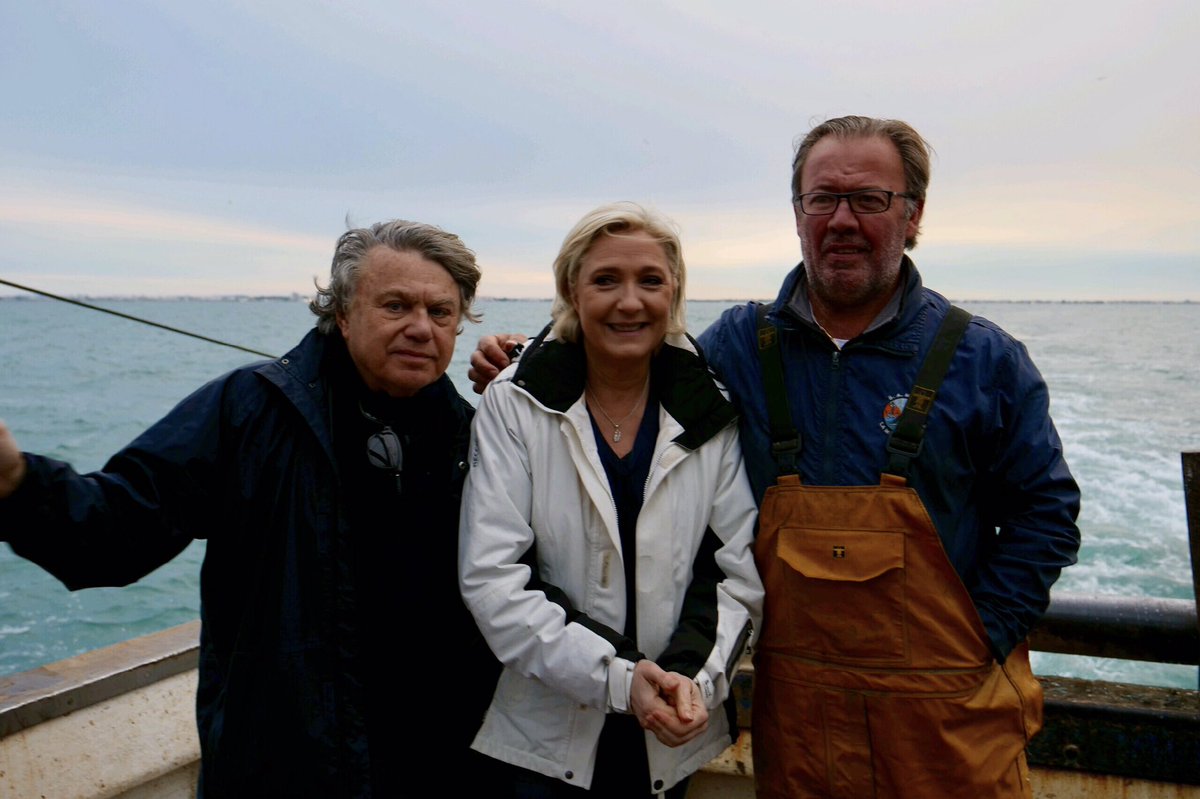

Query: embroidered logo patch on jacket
880,394,908,433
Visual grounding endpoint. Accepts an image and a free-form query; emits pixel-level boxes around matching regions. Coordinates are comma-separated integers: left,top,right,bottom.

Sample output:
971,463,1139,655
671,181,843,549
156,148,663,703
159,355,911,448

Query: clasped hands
629,659,708,747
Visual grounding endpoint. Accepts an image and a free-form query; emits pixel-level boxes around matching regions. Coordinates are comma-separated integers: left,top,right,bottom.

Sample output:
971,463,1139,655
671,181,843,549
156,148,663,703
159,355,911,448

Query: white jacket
459,329,764,793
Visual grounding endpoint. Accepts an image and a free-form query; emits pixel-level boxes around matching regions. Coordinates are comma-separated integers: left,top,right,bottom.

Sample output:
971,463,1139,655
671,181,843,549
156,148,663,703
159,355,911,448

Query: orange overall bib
751,473,1042,798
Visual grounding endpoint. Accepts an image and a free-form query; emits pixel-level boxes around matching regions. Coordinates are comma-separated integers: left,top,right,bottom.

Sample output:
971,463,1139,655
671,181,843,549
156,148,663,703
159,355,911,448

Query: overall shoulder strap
755,304,800,475
884,305,972,478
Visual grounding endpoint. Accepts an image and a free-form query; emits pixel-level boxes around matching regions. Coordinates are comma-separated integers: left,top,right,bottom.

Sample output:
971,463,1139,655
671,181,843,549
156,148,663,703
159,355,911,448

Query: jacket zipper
822,347,843,483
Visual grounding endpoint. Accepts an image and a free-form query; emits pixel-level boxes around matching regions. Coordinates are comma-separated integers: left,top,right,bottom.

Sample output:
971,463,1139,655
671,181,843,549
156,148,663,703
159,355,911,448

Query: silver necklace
587,380,649,443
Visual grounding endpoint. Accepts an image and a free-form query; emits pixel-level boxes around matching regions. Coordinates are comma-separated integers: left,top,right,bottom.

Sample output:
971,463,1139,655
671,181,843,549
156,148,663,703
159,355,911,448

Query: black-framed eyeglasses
794,189,915,216
361,403,403,493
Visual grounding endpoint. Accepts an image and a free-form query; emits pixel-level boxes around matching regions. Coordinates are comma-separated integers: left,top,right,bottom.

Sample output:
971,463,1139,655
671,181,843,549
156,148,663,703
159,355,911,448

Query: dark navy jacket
1,328,485,797
698,259,1081,659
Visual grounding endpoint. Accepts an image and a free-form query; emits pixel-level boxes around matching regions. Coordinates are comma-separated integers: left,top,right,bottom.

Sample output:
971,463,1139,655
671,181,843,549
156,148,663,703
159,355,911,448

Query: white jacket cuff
694,671,716,707
607,658,636,713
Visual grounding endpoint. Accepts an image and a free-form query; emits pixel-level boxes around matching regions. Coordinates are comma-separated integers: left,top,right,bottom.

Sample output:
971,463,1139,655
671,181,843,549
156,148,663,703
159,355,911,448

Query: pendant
612,429,622,443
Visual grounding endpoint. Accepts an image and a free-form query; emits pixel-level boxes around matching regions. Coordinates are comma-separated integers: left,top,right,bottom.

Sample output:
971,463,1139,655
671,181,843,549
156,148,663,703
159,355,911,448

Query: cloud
0,191,328,252
1,0,1197,300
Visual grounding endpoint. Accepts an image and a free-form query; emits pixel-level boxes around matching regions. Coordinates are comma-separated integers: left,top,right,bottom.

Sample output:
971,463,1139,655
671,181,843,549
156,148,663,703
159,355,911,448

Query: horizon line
0,293,1197,305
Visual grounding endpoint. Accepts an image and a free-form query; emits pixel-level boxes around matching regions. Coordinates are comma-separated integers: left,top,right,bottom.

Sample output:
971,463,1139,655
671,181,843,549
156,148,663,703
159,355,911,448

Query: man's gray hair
791,116,933,249
310,220,482,335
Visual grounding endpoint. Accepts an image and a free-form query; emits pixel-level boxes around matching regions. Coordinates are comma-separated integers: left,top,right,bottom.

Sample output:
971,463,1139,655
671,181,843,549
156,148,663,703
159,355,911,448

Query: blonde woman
459,202,763,798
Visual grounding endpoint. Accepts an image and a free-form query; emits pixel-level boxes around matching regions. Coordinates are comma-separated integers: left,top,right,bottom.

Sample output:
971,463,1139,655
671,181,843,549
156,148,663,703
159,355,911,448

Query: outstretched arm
0,375,233,589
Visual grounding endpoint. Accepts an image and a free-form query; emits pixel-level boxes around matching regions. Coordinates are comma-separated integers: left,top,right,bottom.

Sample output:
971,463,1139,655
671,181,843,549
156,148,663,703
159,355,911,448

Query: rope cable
0,278,278,359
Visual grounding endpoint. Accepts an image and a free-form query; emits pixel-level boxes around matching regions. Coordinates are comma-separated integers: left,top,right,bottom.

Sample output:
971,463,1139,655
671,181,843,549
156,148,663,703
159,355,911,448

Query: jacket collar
511,325,737,451
772,255,928,353
259,327,333,413
256,328,472,456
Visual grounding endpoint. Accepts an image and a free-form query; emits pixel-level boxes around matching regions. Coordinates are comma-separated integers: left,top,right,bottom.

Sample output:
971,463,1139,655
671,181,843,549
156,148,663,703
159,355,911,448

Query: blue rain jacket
1,328,484,798
698,259,1081,659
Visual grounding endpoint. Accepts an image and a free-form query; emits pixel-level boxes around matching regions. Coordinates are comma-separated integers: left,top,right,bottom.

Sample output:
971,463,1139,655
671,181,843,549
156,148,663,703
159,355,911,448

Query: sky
1,0,1197,302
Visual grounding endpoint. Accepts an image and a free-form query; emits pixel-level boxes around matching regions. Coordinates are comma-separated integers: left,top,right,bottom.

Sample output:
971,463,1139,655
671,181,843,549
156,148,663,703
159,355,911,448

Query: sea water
1,296,1198,688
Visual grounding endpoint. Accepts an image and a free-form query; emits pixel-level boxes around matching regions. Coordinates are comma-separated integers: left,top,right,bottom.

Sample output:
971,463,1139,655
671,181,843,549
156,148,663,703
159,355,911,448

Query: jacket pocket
773,526,908,662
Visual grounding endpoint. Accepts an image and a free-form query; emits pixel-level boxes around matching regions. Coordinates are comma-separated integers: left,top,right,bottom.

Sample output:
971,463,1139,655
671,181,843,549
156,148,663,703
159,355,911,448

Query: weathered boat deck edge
2,611,1198,799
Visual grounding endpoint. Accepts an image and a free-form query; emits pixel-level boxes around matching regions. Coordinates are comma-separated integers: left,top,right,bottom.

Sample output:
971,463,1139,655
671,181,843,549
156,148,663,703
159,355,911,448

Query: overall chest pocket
773,526,909,662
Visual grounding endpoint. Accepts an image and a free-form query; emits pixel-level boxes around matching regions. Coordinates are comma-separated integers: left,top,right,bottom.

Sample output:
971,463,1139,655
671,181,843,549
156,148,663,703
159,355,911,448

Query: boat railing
996,450,1200,787
0,621,202,798
1032,593,1198,665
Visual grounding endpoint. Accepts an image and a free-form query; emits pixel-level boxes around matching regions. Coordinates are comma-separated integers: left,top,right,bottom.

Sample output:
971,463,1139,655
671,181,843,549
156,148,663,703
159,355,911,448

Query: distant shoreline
0,295,1195,305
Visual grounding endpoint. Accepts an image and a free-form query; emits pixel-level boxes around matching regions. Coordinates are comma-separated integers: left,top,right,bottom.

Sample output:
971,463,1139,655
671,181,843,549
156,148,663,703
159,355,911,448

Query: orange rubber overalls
750,306,1042,799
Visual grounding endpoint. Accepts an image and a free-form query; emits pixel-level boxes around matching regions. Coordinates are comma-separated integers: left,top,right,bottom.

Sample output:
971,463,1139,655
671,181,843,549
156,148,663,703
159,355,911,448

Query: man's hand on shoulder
0,421,28,499
468,334,528,394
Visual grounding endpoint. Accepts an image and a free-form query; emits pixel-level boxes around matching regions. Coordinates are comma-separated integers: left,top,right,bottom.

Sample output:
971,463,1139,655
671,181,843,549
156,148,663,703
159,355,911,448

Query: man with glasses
470,116,1081,798
0,220,500,797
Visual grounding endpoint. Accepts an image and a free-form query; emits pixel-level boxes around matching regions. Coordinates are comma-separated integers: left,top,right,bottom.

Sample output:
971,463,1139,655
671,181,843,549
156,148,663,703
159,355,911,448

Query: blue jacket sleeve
968,336,1081,659
1,374,234,589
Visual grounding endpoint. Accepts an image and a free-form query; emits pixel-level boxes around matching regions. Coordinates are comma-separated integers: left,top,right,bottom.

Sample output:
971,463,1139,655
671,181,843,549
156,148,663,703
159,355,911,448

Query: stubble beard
801,231,907,315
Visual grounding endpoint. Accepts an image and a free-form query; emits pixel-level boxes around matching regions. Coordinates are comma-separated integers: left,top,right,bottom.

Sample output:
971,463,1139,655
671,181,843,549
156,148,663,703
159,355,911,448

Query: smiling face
336,246,461,397
795,134,923,326
570,231,675,372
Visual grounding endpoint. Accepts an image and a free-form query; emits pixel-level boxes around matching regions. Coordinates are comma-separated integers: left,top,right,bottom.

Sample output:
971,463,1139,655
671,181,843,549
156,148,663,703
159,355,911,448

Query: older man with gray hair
0,219,500,797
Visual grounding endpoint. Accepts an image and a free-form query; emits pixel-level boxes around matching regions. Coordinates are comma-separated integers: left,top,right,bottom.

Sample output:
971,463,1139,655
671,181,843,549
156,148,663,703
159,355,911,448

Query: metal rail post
1183,452,1200,688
